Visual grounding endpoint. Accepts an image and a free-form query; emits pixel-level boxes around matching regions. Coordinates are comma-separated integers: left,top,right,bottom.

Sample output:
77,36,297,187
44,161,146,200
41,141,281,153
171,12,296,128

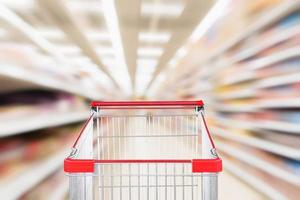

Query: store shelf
0,64,102,100
217,142,300,187
215,115,300,134
223,159,287,200
216,88,256,100
255,72,300,88
0,147,70,200
213,104,258,113
183,0,300,75
214,98,300,113
232,26,300,63
212,127,300,160
255,98,300,108
0,109,88,137
248,47,300,70
220,71,255,86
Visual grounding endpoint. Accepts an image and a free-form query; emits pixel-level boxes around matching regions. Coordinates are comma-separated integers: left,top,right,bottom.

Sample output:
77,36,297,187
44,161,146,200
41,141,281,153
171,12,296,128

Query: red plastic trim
64,158,222,173
91,100,204,107
64,158,94,173
192,158,222,173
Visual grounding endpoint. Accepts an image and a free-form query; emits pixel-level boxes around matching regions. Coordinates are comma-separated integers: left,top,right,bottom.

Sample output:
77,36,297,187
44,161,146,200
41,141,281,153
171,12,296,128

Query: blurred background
0,0,299,199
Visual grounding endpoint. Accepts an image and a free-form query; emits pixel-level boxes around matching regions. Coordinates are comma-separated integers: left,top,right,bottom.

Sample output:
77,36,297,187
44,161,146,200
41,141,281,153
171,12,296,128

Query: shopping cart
64,100,222,200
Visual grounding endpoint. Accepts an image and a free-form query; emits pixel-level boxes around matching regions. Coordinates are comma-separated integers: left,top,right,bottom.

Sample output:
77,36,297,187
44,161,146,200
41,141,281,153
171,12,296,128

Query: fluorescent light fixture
55,44,82,55
67,1,103,13
141,2,184,18
0,0,34,10
38,28,110,42
102,57,116,67
96,46,114,56
139,32,171,43
86,30,110,41
38,28,65,40
137,58,158,69
102,0,131,94
189,0,230,43
71,56,92,64
138,47,163,57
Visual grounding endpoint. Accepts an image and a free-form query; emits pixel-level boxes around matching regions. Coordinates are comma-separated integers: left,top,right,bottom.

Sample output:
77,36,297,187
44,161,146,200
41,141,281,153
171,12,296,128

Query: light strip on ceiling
96,47,114,56
139,32,171,43
102,0,131,94
189,0,230,43
67,1,103,13
0,0,34,10
138,47,163,57
38,28,110,42
54,44,82,54
137,58,158,69
87,30,110,41
141,2,184,18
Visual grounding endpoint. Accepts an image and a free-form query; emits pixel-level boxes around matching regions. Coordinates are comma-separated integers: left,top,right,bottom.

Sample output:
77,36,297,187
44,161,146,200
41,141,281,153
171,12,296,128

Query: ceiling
0,0,214,99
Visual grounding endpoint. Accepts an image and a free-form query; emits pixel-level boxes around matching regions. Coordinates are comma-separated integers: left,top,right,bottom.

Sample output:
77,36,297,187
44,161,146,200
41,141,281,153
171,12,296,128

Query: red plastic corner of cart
64,158,95,173
192,158,222,173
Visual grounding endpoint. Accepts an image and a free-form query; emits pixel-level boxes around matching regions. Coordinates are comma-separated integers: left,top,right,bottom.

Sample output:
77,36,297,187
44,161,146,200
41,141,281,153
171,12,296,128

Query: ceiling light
138,47,163,57
139,32,171,43
67,1,103,13
96,46,114,56
86,30,110,41
102,0,131,94
137,58,158,69
55,44,82,55
38,28,110,42
38,28,65,40
141,2,184,18
0,0,34,10
189,0,230,43
102,57,115,67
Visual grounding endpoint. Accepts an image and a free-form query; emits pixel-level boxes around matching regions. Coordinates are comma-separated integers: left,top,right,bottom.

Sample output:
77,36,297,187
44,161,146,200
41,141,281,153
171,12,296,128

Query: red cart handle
91,100,204,107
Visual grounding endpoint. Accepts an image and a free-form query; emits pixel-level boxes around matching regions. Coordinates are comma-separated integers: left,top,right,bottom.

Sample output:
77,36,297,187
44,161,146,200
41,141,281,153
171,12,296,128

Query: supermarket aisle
0,0,299,199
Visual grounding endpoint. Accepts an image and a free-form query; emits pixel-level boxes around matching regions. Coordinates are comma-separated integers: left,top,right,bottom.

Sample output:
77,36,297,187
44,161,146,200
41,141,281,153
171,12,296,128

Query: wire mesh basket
64,100,222,200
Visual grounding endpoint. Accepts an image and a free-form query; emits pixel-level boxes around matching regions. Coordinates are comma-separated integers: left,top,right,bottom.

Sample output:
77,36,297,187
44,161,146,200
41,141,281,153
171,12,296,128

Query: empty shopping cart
64,100,222,200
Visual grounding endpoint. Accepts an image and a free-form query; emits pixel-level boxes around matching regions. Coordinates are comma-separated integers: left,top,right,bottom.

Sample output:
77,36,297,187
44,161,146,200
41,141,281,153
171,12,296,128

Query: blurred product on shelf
0,90,88,137
158,1,300,199
0,125,80,199
20,169,68,200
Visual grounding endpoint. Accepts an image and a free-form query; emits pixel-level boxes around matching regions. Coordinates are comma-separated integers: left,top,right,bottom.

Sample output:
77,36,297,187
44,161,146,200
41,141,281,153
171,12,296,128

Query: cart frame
64,100,222,200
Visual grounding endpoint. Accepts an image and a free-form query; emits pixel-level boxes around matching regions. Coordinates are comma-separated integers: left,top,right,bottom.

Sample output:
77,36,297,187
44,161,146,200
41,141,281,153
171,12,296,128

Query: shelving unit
157,1,300,199
0,146,71,200
0,0,299,199
0,109,88,137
